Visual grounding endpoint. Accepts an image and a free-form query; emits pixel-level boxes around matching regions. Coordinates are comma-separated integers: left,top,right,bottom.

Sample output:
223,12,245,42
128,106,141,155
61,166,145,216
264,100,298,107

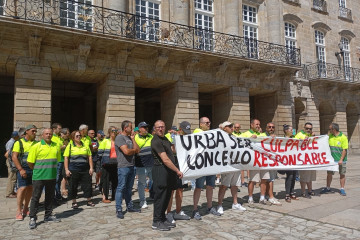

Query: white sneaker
216,178,220,184
217,205,224,215
173,210,190,220
268,198,282,206
141,202,148,209
232,203,247,211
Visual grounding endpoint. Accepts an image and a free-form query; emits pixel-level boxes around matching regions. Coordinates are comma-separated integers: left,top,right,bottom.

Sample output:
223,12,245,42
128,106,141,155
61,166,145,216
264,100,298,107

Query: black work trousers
29,179,56,219
100,164,118,200
285,170,297,195
152,164,176,223
68,170,92,200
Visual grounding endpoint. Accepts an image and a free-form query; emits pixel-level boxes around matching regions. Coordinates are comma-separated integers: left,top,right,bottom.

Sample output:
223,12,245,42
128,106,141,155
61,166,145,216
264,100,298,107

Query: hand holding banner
174,129,338,180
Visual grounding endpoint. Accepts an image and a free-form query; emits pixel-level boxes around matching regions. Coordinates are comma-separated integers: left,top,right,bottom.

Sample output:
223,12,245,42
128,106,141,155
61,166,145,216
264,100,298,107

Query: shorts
220,171,241,187
299,170,316,182
249,170,270,182
173,175,189,190
328,164,346,175
17,170,33,188
268,170,277,182
196,175,216,189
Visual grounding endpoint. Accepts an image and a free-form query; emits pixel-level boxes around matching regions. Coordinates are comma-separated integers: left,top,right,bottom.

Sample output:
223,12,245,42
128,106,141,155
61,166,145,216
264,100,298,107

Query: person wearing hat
217,121,246,215
134,122,154,209
12,124,38,221
166,121,192,224
165,126,178,143
4,131,20,198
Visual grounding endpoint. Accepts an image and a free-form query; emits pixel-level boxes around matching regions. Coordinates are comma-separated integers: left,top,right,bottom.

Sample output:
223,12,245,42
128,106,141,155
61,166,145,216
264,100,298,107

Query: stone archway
346,103,360,152
319,101,336,135
294,98,306,132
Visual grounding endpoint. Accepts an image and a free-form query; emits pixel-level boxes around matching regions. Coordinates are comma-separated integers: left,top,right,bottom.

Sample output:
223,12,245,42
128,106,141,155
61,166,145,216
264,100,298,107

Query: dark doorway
199,92,213,127
135,87,161,130
249,93,277,131
52,81,97,132
0,75,14,177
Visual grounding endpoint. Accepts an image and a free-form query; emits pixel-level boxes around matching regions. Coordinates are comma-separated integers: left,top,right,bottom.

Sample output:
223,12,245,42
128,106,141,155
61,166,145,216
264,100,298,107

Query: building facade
0,0,359,174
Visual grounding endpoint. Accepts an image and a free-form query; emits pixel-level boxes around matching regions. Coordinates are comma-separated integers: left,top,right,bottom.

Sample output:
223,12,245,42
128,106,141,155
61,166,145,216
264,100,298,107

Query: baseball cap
221,121,233,129
18,127,26,136
171,126,178,131
11,131,19,138
134,127,139,132
97,130,105,136
25,124,37,131
138,122,149,128
179,121,191,135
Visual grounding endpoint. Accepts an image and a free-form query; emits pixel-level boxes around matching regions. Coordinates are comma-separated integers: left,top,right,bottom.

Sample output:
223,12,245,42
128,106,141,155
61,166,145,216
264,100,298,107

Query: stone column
335,100,348,136
223,0,239,35
14,59,52,131
97,70,135,131
161,79,199,130
213,87,250,130
306,98,320,133
266,0,283,44
275,90,293,136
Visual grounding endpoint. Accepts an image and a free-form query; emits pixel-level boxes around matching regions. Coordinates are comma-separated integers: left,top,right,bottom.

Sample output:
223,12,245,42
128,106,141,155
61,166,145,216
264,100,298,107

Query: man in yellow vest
321,123,348,196
12,124,38,221
192,117,221,220
27,128,61,229
295,122,316,198
240,119,268,206
135,122,154,209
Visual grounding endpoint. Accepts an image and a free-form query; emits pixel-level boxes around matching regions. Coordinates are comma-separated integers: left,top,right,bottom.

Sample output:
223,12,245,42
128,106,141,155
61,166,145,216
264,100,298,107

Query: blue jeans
55,162,64,199
137,167,153,205
115,166,135,212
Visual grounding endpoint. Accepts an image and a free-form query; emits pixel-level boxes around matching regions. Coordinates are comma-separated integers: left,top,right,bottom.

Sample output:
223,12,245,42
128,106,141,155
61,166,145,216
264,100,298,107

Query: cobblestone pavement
1,155,360,240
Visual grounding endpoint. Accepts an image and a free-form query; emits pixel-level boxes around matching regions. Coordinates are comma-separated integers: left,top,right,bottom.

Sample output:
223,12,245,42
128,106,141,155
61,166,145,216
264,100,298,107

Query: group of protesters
4,117,348,231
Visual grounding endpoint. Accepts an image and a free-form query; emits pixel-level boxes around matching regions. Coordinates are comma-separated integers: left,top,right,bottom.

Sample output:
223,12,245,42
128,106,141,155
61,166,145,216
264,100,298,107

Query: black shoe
127,207,141,213
152,221,170,231
44,215,61,223
29,218,37,229
163,220,176,228
116,211,124,219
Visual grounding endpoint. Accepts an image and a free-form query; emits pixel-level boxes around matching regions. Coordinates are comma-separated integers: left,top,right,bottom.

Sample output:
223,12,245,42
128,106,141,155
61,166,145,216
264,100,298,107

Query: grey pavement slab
0,155,359,239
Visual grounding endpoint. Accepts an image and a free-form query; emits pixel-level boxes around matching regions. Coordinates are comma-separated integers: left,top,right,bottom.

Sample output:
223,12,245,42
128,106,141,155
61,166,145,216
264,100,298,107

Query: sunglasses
203,122,211,125
31,130,37,133
267,126,275,129
75,135,81,138
156,126,165,129
305,128,312,130
111,129,118,132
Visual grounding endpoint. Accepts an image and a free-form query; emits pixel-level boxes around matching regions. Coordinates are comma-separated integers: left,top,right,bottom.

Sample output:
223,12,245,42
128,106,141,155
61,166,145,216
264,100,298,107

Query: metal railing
306,63,360,82
339,6,352,21
0,0,301,66
313,0,327,12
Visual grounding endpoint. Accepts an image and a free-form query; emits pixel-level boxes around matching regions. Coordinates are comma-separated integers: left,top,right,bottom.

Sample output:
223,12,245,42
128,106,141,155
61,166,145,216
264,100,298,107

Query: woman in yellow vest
64,131,94,209
98,126,118,203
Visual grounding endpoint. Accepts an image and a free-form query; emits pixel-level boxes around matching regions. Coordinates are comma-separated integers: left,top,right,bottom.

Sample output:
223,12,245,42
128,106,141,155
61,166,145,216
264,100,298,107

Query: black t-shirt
151,135,176,166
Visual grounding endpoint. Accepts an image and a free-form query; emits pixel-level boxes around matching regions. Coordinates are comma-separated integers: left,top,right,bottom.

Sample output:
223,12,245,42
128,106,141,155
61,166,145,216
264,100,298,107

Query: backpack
8,140,24,172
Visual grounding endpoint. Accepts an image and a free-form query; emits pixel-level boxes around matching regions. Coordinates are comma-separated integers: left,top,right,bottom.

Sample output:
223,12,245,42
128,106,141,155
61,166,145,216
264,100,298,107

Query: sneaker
192,210,202,220
320,188,331,194
141,202,148,209
217,205,224,215
301,193,311,199
152,221,170,231
207,207,221,216
259,199,268,205
127,207,141,213
268,198,282,206
248,198,254,207
232,203,247,211
15,212,24,221
29,218,36,229
163,220,176,228
241,182,248,187
215,178,220,184
295,177,300,182
44,215,61,223
166,212,176,224
116,211,124,219
340,189,346,196
173,210,191,220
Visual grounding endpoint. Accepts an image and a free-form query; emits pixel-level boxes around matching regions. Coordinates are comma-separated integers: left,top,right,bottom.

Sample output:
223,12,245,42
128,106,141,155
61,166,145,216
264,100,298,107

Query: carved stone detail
155,50,169,72
116,48,132,74
28,35,42,65
185,56,199,77
78,44,91,72
215,60,229,82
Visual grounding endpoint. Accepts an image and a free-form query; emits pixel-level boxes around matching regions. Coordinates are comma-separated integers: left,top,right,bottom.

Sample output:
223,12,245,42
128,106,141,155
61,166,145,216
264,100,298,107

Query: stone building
0,0,359,173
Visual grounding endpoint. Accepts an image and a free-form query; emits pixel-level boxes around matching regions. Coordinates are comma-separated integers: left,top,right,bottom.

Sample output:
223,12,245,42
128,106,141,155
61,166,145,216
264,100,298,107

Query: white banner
175,129,339,181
